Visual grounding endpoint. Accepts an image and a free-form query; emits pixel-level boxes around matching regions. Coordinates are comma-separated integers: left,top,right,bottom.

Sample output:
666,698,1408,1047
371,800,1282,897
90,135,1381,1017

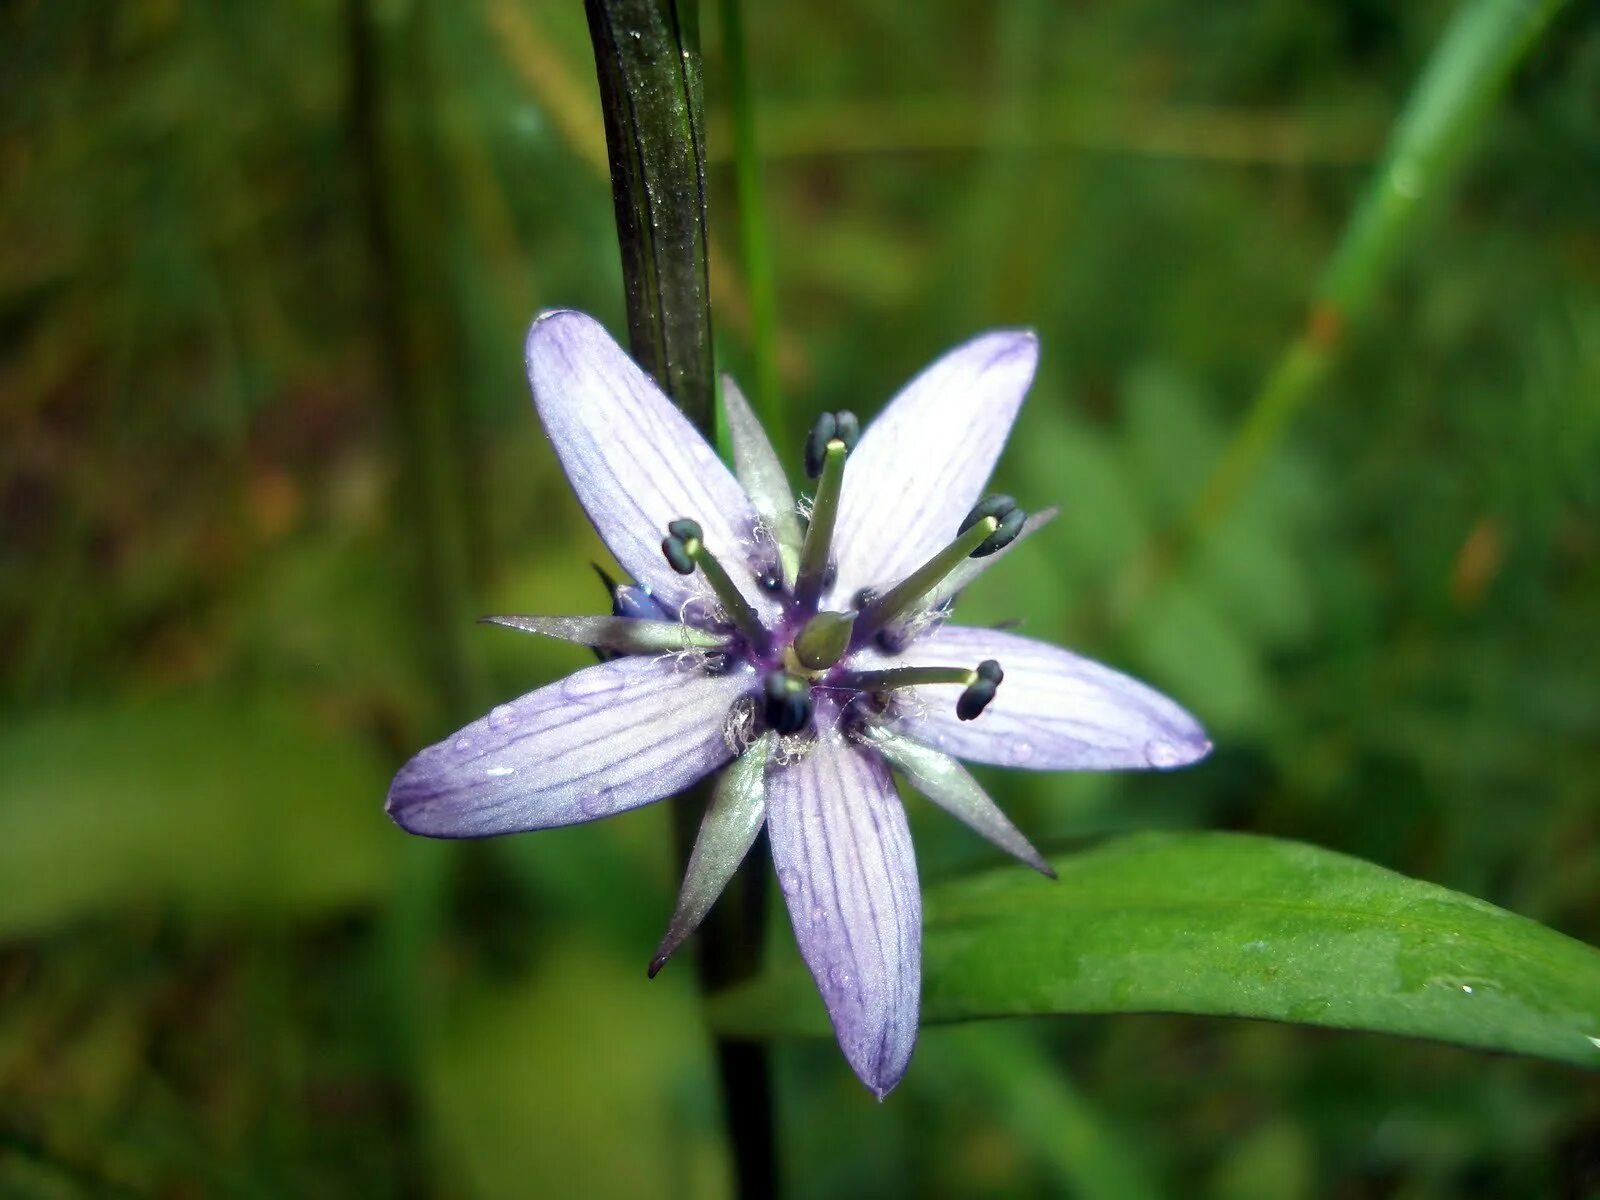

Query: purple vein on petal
386,655,755,838
766,723,921,1097
525,310,780,623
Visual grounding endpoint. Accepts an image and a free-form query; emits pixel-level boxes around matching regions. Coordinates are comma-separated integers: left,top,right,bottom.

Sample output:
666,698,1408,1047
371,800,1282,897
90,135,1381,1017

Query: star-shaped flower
387,310,1211,1097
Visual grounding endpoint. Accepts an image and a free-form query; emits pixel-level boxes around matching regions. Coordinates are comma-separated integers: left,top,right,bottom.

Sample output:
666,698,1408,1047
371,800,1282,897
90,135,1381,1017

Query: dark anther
803,413,837,478
758,567,784,593
972,505,1026,558
834,411,860,451
803,410,859,478
960,494,1015,533
763,672,813,735
661,536,695,575
960,495,1027,558
667,518,703,543
957,660,1004,721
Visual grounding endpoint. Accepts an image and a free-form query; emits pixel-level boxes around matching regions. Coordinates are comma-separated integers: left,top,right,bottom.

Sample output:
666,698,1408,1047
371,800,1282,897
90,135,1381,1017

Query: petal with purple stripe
766,725,921,1097
525,310,780,623
863,624,1212,771
387,655,754,837
829,331,1038,604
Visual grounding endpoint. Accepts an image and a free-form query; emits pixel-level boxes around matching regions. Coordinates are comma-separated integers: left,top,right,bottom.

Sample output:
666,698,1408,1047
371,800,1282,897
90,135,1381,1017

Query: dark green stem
584,0,716,429
585,4,774,1195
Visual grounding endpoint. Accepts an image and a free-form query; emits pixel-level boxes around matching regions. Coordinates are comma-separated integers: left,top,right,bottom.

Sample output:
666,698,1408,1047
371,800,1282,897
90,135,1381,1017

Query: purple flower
387,310,1211,1097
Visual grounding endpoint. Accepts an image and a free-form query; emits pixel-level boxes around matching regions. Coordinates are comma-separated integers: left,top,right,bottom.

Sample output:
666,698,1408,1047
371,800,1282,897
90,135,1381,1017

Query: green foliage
2,0,1598,1194
714,833,1600,1069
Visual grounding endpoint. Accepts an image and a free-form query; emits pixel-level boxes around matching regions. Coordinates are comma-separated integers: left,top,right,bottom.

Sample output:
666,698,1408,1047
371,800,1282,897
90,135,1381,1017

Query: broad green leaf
0,697,394,937
712,833,1600,1069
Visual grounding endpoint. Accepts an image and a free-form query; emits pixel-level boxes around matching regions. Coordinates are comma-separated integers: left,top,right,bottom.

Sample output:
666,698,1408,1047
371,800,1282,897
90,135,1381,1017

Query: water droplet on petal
776,868,799,895
579,790,612,817
488,703,517,730
1008,740,1035,765
810,905,827,929
1144,738,1182,768
485,765,514,778
453,736,473,753
564,670,616,700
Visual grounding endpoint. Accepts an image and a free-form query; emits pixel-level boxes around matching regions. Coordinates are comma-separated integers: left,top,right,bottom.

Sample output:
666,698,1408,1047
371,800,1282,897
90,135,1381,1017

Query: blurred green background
3,0,1598,1196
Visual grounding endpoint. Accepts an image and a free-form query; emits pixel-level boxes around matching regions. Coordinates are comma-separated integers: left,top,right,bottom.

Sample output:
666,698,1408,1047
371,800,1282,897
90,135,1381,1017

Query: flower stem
583,0,716,430
585,3,775,1194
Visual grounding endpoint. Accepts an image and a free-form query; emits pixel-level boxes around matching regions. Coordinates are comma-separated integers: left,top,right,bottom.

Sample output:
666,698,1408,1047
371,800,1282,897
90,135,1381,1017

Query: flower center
660,430,1028,742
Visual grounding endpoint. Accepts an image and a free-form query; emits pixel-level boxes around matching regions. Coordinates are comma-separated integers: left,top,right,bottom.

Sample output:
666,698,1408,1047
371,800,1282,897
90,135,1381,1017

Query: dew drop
1008,740,1035,765
485,765,514,778
564,670,615,699
810,904,827,929
488,703,517,730
776,867,800,895
579,790,612,817
1144,738,1182,768
453,736,473,753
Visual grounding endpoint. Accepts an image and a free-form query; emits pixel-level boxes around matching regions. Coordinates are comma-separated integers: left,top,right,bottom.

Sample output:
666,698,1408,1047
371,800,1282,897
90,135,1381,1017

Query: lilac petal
829,331,1039,604
865,624,1212,771
387,655,754,837
479,614,728,654
650,733,774,977
722,374,802,583
766,726,921,1098
525,311,780,623
862,727,1055,878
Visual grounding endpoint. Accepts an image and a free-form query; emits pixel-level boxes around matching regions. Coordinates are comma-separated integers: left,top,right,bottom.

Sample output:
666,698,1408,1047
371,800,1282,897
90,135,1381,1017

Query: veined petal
650,733,775,977
866,624,1211,772
525,311,780,623
480,614,729,654
766,724,921,1098
862,726,1054,877
722,374,802,584
830,331,1038,603
387,655,754,837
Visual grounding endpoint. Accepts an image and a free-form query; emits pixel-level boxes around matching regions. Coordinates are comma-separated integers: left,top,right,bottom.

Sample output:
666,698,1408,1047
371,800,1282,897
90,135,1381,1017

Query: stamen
763,671,813,734
791,610,856,671
803,410,860,479
957,659,1004,721
959,495,1027,558
852,495,1027,642
794,416,855,611
660,518,771,652
838,659,1004,721
840,665,977,692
